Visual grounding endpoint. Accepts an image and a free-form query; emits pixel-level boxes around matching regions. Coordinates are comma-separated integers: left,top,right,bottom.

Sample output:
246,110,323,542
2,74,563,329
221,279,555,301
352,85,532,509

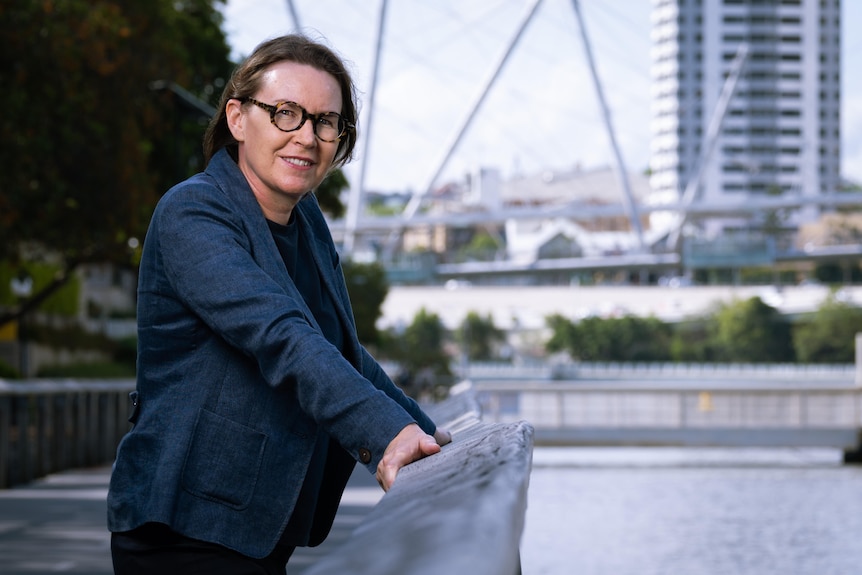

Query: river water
520,447,862,575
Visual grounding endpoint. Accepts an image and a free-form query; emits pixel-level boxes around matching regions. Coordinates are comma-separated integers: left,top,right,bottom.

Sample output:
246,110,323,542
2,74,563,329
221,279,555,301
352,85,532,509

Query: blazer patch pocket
182,409,267,510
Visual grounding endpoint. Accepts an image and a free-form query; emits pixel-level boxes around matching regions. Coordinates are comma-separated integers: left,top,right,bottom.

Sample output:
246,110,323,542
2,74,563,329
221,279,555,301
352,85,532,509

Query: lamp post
10,271,33,377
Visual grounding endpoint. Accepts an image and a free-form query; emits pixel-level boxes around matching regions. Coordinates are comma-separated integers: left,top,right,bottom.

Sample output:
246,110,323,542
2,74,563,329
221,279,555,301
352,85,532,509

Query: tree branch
0,261,82,329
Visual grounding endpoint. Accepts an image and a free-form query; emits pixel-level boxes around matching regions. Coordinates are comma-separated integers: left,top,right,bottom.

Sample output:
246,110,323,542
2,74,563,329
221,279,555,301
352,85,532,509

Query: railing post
37,394,50,478
74,392,87,468
0,395,9,488
800,391,807,428
86,392,99,465
57,393,71,470
679,391,687,428
856,333,862,386
17,394,32,485
557,390,565,428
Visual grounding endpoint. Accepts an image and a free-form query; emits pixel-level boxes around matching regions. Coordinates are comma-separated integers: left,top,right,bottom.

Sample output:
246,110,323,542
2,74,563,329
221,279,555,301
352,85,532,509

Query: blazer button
358,448,372,464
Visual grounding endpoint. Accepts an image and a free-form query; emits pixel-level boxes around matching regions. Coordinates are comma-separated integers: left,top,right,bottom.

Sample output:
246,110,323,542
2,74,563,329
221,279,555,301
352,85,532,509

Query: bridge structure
3,358,862,492
274,0,862,284
466,360,862,460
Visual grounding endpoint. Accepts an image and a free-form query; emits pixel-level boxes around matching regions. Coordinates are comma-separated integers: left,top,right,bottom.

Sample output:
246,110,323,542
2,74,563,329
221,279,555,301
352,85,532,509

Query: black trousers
111,524,295,575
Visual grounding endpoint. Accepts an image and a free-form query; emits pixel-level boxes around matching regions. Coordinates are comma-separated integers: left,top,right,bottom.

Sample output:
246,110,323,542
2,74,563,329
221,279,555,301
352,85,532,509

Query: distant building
502,166,652,264
501,165,651,233
649,0,841,238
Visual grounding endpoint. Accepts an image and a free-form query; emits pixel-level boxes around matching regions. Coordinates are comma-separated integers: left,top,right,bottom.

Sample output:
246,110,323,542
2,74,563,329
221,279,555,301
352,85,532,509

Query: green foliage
711,297,794,362
401,308,451,373
0,262,80,315
0,359,20,379
793,294,862,363
342,259,388,347
388,308,453,398
316,169,349,220
112,335,138,367
366,196,404,217
37,361,135,378
26,321,115,352
669,319,717,362
457,311,505,361
545,313,578,354
542,295,861,364
0,0,233,296
545,313,672,362
457,231,502,262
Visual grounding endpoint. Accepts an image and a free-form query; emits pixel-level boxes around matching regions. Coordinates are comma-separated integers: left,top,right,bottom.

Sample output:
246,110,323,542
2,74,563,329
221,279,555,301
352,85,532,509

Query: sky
220,0,862,195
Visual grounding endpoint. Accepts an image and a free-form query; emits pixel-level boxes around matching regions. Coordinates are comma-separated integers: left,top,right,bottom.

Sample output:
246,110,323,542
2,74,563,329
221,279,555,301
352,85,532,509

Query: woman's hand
376,424,441,492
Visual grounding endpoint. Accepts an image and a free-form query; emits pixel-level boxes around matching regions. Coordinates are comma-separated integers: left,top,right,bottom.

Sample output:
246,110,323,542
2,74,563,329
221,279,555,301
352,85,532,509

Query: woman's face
226,61,343,224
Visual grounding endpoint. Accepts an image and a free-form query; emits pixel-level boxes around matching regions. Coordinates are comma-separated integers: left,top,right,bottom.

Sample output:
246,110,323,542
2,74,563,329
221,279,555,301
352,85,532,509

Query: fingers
375,424,443,492
419,434,442,456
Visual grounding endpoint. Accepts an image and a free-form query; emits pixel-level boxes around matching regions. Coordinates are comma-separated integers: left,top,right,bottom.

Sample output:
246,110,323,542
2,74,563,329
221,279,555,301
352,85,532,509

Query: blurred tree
0,0,233,326
710,297,794,363
391,308,453,399
316,169,348,220
456,230,502,263
793,294,862,363
545,313,672,362
669,318,718,362
458,311,505,361
342,259,388,349
545,313,578,356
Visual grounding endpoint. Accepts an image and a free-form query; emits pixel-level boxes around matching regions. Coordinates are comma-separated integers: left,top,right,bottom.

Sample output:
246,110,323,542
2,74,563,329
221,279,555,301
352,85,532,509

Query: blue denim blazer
107,148,436,558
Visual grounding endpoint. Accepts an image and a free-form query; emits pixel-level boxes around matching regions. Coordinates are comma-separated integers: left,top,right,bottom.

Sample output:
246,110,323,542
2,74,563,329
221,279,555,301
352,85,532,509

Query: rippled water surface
521,447,862,575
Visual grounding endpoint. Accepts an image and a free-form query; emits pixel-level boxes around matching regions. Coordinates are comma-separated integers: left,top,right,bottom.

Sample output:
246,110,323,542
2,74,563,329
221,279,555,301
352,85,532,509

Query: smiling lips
285,156,314,168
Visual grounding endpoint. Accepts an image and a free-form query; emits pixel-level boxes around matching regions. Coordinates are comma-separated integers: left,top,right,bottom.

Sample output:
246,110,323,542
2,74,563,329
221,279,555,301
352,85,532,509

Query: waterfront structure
649,0,842,239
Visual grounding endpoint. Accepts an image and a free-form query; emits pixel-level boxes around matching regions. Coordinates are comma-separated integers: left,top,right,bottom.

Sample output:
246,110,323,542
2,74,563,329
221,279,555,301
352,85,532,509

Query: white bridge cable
344,0,389,253
276,0,656,251
284,0,301,30
570,0,643,251
399,0,546,222
666,43,750,251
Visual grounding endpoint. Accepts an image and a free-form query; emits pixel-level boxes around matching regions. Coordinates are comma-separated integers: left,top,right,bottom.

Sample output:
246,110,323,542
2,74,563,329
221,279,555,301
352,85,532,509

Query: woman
108,34,450,574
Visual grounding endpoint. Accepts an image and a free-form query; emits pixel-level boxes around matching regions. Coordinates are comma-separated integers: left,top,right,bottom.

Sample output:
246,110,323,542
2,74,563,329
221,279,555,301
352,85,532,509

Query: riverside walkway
0,384,532,574
0,463,381,575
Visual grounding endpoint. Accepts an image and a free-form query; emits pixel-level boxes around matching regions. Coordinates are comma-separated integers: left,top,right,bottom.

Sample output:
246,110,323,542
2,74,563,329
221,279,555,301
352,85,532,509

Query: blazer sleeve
360,346,437,435
296,193,439,438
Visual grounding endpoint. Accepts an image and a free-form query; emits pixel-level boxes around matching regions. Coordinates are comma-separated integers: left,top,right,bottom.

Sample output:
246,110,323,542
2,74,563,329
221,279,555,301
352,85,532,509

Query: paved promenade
0,464,381,574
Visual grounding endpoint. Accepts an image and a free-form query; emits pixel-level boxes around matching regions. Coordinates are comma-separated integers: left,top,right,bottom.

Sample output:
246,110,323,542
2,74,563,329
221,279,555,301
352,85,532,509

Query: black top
267,214,346,547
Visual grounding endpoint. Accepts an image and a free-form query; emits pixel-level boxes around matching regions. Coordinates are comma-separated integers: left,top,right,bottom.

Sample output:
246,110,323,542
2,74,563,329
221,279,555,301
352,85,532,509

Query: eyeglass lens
272,102,344,141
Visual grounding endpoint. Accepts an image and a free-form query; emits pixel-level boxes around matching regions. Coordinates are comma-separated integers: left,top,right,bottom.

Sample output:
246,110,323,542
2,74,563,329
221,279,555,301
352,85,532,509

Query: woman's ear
225,99,245,143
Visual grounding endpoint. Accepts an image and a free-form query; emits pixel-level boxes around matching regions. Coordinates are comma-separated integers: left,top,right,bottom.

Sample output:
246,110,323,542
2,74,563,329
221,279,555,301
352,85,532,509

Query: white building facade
649,0,842,238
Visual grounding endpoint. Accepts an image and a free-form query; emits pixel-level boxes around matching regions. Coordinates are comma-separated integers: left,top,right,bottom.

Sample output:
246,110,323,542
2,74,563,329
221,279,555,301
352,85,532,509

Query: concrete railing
306,383,535,575
0,378,134,488
460,360,857,383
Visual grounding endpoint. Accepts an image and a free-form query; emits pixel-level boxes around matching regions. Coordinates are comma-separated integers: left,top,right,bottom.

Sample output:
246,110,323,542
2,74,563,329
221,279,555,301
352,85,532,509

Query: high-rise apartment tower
649,0,841,240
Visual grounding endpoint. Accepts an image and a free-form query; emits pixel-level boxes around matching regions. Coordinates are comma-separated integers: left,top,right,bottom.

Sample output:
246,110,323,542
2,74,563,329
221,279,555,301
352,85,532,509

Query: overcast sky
220,0,862,194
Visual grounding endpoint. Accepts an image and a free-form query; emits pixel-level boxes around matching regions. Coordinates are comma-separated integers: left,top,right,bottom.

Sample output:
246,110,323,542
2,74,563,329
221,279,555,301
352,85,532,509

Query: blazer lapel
296,204,363,367
208,150,323,333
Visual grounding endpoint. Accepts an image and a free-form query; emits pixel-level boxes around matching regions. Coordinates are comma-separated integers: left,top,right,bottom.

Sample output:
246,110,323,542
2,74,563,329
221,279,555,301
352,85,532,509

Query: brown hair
203,34,358,169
